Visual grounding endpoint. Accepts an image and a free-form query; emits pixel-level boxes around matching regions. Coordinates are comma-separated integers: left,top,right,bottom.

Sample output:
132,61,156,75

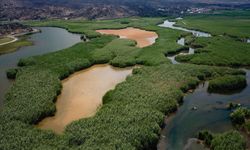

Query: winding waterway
158,19,250,150
0,27,81,107
159,20,211,37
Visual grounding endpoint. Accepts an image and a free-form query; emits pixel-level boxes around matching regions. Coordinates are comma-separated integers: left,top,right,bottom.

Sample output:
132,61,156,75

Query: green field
0,37,14,44
0,36,32,55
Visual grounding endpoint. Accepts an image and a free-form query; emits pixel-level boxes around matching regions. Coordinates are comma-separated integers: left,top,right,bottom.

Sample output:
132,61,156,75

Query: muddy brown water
96,27,158,48
38,28,156,133
37,64,133,133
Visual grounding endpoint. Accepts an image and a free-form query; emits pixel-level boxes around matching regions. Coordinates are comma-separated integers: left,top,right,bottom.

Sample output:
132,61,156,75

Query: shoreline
37,64,133,133
0,28,40,46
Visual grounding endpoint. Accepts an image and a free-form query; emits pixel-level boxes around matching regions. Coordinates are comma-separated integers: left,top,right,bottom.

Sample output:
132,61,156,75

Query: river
0,27,81,107
158,19,250,150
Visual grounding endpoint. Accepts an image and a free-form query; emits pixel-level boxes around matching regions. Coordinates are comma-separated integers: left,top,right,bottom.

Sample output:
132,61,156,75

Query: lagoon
0,27,81,107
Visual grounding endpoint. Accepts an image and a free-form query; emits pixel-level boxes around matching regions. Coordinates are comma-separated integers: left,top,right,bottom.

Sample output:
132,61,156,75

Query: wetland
1,13,250,150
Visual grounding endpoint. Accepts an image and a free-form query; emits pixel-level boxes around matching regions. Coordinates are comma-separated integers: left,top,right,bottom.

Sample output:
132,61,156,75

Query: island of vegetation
208,75,247,93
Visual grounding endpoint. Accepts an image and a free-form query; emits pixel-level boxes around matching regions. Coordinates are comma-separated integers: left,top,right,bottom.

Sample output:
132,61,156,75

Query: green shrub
211,131,246,150
244,120,250,134
120,21,130,24
230,107,250,126
208,75,247,93
6,68,18,79
176,36,250,67
198,130,214,146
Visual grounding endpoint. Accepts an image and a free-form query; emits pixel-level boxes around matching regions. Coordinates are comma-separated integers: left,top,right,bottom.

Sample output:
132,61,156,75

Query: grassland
0,37,14,44
0,17,247,149
0,36,32,55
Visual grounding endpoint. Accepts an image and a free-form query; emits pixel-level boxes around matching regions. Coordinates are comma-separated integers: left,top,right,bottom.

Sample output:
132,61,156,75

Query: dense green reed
208,75,247,93
176,36,250,67
0,17,247,149
198,130,246,150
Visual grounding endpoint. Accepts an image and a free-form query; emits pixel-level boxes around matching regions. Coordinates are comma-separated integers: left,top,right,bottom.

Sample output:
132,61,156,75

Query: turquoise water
0,27,81,106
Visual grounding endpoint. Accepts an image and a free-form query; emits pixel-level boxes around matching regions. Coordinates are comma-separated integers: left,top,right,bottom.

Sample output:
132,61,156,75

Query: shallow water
37,64,133,133
167,38,194,64
0,27,81,107
158,19,250,150
158,70,250,150
96,27,158,48
247,39,250,43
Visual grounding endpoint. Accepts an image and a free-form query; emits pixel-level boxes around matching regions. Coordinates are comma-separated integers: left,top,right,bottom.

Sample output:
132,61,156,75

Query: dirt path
0,36,18,46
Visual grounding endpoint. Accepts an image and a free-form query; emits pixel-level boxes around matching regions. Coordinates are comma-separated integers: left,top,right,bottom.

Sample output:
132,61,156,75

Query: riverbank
0,27,82,106
0,28,40,55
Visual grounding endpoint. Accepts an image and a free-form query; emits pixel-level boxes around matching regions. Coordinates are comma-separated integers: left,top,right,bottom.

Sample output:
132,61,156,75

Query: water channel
0,27,81,107
158,19,250,150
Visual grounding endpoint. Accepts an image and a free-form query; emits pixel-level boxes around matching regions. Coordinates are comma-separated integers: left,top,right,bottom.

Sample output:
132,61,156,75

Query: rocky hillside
1,0,250,20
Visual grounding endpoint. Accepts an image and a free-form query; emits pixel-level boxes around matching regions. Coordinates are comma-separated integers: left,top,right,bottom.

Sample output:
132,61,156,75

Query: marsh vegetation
1,11,250,150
